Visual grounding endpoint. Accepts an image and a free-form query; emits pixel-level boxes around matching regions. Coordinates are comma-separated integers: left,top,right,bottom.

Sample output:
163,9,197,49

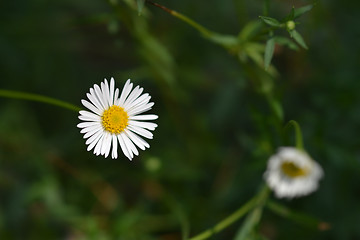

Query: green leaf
274,36,299,51
137,0,146,15
238,21,263,42
246,44,265,67
268,97,284,123
234,207,263,240
290,6,295,20
294,4,313,19
264,38,275,70
290,29,308,49
234,186,270,240
282,6,295,22
208,33,239,50
259,16,282,27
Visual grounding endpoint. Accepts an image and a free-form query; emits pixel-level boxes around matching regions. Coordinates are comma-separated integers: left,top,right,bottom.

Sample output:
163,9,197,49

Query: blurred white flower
264,147,323,199
77,78,158,160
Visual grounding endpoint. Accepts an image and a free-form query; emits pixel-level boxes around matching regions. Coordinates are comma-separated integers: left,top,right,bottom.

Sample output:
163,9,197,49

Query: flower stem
0,89,81,112
284,120,304,150
145,1,240,52
188,185,270,240
145,0,213,38
266,200,331,230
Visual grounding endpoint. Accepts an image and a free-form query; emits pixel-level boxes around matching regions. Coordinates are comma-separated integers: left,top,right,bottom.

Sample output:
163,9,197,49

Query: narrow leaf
246,47,264,67
269,98,284,123
290,6,295,20
238,21,263,41
259,16,281,27
234,207,263,240
294,4,313,19
282,6,296,22
137,0,146,15
290,30,308,49
264,38,275,70
234,186,270,240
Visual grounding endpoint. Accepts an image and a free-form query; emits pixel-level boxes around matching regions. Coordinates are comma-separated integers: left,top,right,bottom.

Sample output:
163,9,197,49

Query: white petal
87,132,103,151
82,125,102,138
125,94,150,112
127,102,154,116
129,114,158,121
87,91,104,112
94,84,107,110
117,79,133,106
122,132,139,157
90,88,105,110
79,115,100,122
81,100,102,115
111,134,118,159
129,120,157,131
124,129,149,150
118,133,132,160
94,134,105,156
101,132,112,157
101,80,110,109
123,86,143,109
79,110,101,122
113,88,119,104
121,133,133,159
86,130,103,144
77,121,100,129
109,78,115,106
127,125,153,139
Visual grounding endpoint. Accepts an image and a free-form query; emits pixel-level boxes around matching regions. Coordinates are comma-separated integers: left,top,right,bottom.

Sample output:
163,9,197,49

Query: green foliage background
1,0,359,239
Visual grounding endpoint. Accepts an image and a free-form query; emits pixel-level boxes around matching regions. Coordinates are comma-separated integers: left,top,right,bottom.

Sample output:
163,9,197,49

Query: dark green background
1,0,359,239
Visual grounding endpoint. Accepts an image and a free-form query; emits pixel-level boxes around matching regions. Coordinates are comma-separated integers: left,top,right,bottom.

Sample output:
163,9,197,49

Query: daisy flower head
264,147,323,199
77,78,158,160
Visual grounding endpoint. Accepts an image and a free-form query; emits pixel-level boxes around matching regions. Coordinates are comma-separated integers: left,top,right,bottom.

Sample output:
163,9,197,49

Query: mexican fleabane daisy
264,147,323,199
77,78,158,160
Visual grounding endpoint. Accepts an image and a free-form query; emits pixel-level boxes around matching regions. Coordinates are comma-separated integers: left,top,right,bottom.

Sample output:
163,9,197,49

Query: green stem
170,11,213,38
145,1,240,52
233,185,270,240
284,120,304,150
145,1,214,38
0,89,81,112
188,186,270,240
266,200,330,230
263,0,270,16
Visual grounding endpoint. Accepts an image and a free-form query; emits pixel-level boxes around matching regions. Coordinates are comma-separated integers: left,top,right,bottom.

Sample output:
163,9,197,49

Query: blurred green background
1,0,359,239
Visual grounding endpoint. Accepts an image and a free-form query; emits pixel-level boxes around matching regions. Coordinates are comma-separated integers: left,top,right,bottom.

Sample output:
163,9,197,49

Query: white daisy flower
77,78,158,160
264,147,323,199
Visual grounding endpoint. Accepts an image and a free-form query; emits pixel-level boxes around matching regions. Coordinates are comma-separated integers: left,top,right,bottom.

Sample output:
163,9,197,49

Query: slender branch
0,89,81,112
188,186,270,240
145,0,214,38
188,197,257,240
266,200,331,231
284,120,304,150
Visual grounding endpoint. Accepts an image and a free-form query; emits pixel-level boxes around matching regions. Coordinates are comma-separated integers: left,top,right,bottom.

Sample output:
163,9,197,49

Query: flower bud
286,20,296,31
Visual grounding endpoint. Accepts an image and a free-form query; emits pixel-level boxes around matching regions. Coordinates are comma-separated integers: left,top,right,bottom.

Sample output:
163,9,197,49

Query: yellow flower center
102,106,129,134
281,161,308,178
